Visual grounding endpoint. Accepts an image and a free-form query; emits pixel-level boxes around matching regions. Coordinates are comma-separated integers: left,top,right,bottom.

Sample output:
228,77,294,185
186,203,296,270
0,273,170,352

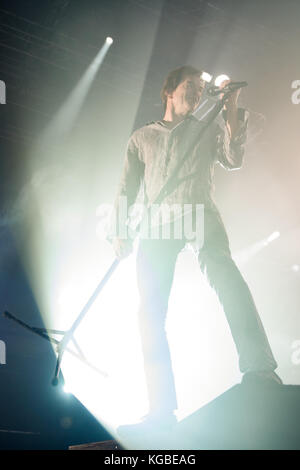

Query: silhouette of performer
112,66,282,432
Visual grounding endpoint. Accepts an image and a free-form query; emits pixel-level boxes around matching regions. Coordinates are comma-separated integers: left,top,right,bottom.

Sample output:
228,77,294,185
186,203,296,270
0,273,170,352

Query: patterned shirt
114,108,248,224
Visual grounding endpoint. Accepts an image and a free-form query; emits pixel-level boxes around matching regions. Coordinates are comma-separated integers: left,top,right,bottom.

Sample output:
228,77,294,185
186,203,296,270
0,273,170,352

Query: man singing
111,65,282,434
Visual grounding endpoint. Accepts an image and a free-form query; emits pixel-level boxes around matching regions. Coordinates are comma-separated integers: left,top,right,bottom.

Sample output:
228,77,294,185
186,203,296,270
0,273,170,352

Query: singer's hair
160,65,202,110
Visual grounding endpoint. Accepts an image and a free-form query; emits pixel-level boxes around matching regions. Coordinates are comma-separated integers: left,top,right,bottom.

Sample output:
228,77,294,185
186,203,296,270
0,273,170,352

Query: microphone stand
3,89,235,386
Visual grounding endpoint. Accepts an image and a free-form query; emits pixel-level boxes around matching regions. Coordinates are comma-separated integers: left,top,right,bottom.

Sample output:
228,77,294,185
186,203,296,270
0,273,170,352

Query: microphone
206,81,248,97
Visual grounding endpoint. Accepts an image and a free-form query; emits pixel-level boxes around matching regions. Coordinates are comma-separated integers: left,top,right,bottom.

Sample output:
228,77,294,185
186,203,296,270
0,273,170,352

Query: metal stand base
3,258,120,385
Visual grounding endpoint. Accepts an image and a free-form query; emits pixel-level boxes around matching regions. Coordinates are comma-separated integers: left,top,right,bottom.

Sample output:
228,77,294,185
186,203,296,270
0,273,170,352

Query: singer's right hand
112,237,133,259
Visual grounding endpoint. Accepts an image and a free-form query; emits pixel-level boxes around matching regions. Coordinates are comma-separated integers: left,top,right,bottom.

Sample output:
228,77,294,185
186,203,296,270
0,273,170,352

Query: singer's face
169,75,205,116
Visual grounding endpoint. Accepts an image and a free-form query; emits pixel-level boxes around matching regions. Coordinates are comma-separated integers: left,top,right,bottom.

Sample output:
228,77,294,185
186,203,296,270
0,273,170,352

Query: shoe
241,370,283,386
117,412,177,440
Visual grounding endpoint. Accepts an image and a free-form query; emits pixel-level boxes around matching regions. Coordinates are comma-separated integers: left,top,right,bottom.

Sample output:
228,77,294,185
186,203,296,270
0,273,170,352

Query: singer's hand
219,79,240,139
112,237,133,259
218,79,241,110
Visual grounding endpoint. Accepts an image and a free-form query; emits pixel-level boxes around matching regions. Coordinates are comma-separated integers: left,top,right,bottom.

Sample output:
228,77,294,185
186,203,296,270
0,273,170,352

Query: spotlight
291,264,300,272
266,231,280,243
63,384,71,394
263,231,280,246
214,74,230,87
234,231,281,264
106,36,114,45
201,71,212,83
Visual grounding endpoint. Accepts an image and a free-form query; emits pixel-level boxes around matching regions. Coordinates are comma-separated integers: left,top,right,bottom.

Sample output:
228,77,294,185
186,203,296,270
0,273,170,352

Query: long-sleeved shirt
113,108,248,239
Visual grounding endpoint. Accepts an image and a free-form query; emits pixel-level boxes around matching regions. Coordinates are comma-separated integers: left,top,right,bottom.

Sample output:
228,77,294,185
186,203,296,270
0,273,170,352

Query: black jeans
136,209,277,415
